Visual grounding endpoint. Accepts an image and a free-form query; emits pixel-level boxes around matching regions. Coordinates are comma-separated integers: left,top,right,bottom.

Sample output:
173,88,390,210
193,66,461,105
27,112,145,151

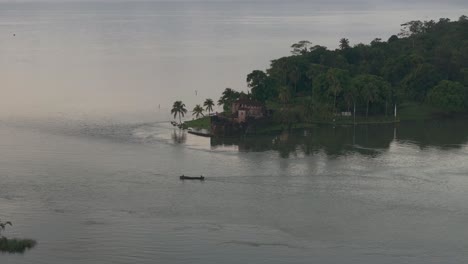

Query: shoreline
183,116,402,137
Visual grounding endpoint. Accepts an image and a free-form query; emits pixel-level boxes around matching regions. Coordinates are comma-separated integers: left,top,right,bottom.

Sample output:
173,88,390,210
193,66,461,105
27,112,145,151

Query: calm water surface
1,1,468,263
1,117,468,263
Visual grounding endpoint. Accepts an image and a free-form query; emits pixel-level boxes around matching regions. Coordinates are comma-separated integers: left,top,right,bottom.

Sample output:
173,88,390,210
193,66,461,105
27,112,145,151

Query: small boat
180,175,205,181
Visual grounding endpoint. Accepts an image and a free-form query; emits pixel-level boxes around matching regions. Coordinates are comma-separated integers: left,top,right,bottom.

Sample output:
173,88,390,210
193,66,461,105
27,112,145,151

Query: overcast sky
0,0,466,120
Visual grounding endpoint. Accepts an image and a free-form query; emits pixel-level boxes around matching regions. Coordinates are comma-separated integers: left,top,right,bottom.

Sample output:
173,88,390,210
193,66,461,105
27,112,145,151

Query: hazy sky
0,0,466,119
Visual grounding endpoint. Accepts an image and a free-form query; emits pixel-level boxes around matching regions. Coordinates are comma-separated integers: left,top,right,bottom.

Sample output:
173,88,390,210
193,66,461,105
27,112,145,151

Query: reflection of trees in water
211,125,394,158
397,119,468,149
171,129,187,144
210,119,468,158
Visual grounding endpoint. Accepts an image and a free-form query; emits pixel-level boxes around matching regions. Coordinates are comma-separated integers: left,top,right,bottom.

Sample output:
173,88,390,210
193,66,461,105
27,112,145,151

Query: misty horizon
0,0,466,119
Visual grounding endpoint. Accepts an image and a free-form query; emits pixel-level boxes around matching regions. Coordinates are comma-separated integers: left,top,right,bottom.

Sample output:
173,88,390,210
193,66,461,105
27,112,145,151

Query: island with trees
176,16,468,135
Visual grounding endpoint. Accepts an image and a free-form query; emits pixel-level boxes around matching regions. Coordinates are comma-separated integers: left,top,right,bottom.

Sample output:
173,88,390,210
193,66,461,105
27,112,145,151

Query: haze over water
1,1,468,264
0,0,466,118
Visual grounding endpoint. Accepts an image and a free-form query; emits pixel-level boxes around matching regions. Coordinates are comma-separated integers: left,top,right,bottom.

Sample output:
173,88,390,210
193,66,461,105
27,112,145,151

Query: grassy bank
0,238,37,253
183,102,451,136
253,117,399,134
184,116,211,130
398,102,441,121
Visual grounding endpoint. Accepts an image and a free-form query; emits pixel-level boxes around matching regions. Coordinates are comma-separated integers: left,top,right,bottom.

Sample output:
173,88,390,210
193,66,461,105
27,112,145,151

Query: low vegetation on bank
0,219,36,254
0,238,36,253
184,116,211,130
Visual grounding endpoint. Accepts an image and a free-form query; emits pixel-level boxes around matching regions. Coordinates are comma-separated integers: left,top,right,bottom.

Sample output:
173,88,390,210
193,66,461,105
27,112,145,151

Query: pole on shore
353,102,356,125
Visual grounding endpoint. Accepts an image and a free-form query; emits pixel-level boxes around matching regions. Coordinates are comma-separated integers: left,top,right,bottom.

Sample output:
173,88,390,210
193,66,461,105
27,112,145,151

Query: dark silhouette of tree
291,40,313,55
203,98,214,115
171,101,187,125
339,38,350,50
192,104,205,118
217,88,241,112
427,80,468,113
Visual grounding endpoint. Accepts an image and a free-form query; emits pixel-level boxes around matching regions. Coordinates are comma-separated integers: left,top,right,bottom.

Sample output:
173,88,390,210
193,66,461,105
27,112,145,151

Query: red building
231,98,264,123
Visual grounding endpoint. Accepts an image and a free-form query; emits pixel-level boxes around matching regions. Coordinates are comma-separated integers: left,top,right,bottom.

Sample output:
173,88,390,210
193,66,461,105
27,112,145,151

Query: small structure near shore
231,98,265,123
208,98,266,136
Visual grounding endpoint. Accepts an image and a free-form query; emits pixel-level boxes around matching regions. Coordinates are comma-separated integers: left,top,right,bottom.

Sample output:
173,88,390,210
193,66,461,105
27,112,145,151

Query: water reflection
210,119,468,158
171,129,187,144
398,119,468,150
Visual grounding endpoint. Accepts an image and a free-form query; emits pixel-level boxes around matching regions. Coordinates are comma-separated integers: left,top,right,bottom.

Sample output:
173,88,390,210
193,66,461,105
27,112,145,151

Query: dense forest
218,16,468,123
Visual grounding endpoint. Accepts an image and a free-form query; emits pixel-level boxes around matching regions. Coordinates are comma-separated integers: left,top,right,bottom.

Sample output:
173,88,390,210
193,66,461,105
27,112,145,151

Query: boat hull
180,176,205,181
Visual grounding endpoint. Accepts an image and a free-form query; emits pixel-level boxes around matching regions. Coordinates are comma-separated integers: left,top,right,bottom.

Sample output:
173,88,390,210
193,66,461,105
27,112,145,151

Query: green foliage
399,63,441,101
351,74,392,117
247,70,276,102
184,116,211,130
0,219,36,254
171,101,188,124
290,40,313,55
203,98,215,115
278,86,291,104
339,38,350,50
0,238,37,253
398,101,440,120
217,88,241,112
241,16,468,118
427,80,468,113
192,104,204,118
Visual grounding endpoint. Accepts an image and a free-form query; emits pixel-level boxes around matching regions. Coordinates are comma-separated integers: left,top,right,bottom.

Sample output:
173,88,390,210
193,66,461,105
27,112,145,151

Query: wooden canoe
180,175,205,181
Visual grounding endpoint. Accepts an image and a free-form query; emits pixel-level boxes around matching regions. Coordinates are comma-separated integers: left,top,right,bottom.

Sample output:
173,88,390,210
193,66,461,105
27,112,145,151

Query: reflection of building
209,98,266,136
231,98,264,123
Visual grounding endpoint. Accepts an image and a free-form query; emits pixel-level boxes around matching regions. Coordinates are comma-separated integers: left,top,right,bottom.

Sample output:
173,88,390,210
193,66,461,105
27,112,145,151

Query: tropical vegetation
203,98,215,115
0,219,36,253
177,16,468,131
171,101,187,124
243,16,468,121
192,104,205,118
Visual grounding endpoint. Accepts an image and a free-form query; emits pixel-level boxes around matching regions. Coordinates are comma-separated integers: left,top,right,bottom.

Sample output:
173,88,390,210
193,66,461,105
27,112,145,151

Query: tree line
171,99,215,124
172,16,468,125
244,16,468,118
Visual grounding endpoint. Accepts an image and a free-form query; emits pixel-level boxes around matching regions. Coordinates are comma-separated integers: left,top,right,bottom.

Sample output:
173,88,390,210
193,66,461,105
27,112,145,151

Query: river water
1,117,468,263
1,0,468,263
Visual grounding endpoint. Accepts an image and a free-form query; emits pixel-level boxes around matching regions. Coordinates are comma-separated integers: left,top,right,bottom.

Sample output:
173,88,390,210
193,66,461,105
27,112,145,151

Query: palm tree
192,104,205,119
203,98,214,116
171,101,187,125
218,88,240,112
362,83,378,118
278,86,291,105
326,68,350,113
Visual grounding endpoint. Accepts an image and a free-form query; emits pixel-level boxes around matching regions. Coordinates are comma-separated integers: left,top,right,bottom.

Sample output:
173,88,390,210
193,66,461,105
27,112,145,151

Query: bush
0,219,37,253
0,237,37,253
427,80,468,113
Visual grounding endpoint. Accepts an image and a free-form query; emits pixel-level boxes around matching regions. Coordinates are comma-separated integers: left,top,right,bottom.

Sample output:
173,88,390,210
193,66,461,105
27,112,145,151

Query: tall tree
247,70,274,102
278,86,291,105
339,38,350,50
192,104,205,118
427,80,468,113
217,88,241,112
203,98,215,115
288,65,301,95
171,101,187,125
290,40,313,55
326,68,351,112
400,63,441,102
352,75,390,118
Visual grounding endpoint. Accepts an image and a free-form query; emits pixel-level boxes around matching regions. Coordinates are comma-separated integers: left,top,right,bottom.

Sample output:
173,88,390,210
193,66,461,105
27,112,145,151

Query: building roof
233,98,264,107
